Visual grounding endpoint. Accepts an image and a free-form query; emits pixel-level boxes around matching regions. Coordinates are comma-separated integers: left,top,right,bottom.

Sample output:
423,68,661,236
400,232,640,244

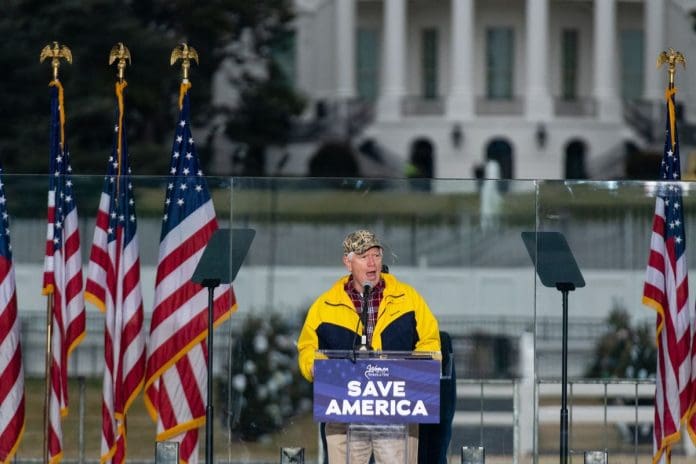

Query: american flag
144,82,236,463
42,79,85,463
0,165,25,463
85,81,145,464
643,86,695,464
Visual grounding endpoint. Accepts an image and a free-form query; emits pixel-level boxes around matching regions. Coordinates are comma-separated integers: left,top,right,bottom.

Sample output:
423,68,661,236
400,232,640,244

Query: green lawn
17,377,318,462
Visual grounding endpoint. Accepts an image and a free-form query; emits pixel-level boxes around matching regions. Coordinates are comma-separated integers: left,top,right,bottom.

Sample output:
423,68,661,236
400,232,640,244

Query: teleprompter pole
559,284,574,464
521,232,585,464
191,228,255,464
203,280,220,464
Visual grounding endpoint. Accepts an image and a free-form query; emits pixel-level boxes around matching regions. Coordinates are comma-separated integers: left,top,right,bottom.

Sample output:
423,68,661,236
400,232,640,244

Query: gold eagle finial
109,42,131,81
657,48,686,86
40,42,72,80
170,43,199,83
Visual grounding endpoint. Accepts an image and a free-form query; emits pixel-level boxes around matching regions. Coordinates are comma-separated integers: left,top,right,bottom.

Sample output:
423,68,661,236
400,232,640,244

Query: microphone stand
358,285,371,352
351,314,362,362
352,283,373,360
190,227,256,464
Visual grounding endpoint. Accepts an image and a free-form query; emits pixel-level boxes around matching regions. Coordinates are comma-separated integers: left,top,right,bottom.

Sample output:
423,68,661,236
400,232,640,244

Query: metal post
43,297,53,464
569,380,573,462
317,427,325,464
602,381,608,453
533,379,539,464
513,380,519,464
560,288,570,464
479,382,484,446
280,447,305,463
634,382,639,464
583,450,607,464
205,285,216,464
462,446,485,464
155,441,180,463
78,376,86,464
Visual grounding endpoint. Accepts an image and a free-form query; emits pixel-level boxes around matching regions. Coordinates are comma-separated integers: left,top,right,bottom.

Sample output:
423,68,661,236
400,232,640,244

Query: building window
561,29,579,101
564,139,587,179
271,30,296,86
486,139,514,179
421,28,439,100
357,28,379,100
621,30,644,100
486,27,514,100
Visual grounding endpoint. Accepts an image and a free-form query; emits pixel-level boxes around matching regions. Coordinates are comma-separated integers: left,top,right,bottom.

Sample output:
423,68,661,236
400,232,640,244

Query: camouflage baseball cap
343,229,382,255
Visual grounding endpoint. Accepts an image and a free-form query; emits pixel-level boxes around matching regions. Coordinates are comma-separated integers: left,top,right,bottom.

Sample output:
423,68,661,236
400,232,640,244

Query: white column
593,0,621,121
294,3,314,97
446,0,475,120
335,0,356,99
377,0,407,122
643,0,665,101
525,0,552,120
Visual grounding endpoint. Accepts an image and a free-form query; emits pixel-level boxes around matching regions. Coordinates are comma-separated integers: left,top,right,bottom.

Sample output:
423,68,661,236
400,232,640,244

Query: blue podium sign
313,357,440,424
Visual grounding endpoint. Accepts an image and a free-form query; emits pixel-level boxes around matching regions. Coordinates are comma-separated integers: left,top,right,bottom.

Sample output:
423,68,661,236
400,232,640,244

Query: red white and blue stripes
86,81,145,464
144,82,235,463
0,165,25,464
42,79,85,464
643,86,695,464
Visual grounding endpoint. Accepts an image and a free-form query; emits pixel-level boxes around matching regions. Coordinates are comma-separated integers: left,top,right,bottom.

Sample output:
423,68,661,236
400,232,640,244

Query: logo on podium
313,357,440,424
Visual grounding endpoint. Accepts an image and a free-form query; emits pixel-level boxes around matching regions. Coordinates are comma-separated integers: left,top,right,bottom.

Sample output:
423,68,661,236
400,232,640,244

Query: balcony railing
476,96,524,115
554,97,597,117
401,96,445,116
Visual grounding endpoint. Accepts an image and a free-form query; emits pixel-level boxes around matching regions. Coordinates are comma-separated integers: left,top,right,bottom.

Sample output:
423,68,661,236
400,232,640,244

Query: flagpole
43,297,53,464
109,42,131,184
656,50,685,166
657,47,686,90
171,43,212,463
39,42,72,464
650,48,686,464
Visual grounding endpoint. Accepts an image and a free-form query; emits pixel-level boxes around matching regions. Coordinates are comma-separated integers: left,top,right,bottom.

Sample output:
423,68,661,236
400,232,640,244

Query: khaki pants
325,422,419,464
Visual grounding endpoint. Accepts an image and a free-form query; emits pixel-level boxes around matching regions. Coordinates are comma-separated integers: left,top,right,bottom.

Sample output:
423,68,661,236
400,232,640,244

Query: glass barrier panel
224,177,536,463
534,180,672,459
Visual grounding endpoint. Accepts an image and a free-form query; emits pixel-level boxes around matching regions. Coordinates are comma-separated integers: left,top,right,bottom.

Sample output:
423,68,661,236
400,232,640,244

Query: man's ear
342,254,352,272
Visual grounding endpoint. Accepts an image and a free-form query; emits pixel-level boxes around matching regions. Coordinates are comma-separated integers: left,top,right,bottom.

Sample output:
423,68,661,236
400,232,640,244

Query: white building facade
292,0,696,180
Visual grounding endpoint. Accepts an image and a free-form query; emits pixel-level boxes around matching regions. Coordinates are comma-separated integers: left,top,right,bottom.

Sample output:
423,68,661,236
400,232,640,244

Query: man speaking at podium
297,229,440,463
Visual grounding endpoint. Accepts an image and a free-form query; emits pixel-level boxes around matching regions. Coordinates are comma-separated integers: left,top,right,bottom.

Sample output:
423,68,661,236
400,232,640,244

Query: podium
314,350,441,464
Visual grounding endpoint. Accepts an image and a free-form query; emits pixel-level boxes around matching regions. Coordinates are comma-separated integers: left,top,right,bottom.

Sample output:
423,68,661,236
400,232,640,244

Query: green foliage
1,1,174,173
221,313,311,442
223,61,306,176
224,61,305,147
0,0,302,176
586,303,656,379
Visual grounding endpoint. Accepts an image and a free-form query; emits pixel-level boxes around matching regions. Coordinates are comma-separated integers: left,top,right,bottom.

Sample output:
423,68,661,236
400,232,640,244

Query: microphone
358,282,373,351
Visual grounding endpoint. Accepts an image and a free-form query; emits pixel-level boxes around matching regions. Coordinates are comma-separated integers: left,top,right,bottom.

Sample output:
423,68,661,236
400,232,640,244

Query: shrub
585,303,656,379
220,313,312,441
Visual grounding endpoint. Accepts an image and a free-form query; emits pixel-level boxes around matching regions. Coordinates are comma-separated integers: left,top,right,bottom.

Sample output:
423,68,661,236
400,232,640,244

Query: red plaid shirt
345,275,384,346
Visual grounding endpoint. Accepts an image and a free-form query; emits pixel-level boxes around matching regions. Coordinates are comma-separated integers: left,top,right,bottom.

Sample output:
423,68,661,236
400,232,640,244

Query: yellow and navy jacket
297,273,441,382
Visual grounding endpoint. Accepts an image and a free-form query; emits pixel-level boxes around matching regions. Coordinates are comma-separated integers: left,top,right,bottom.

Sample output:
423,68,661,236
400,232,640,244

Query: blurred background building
5,1,696,460
217,0,696,182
